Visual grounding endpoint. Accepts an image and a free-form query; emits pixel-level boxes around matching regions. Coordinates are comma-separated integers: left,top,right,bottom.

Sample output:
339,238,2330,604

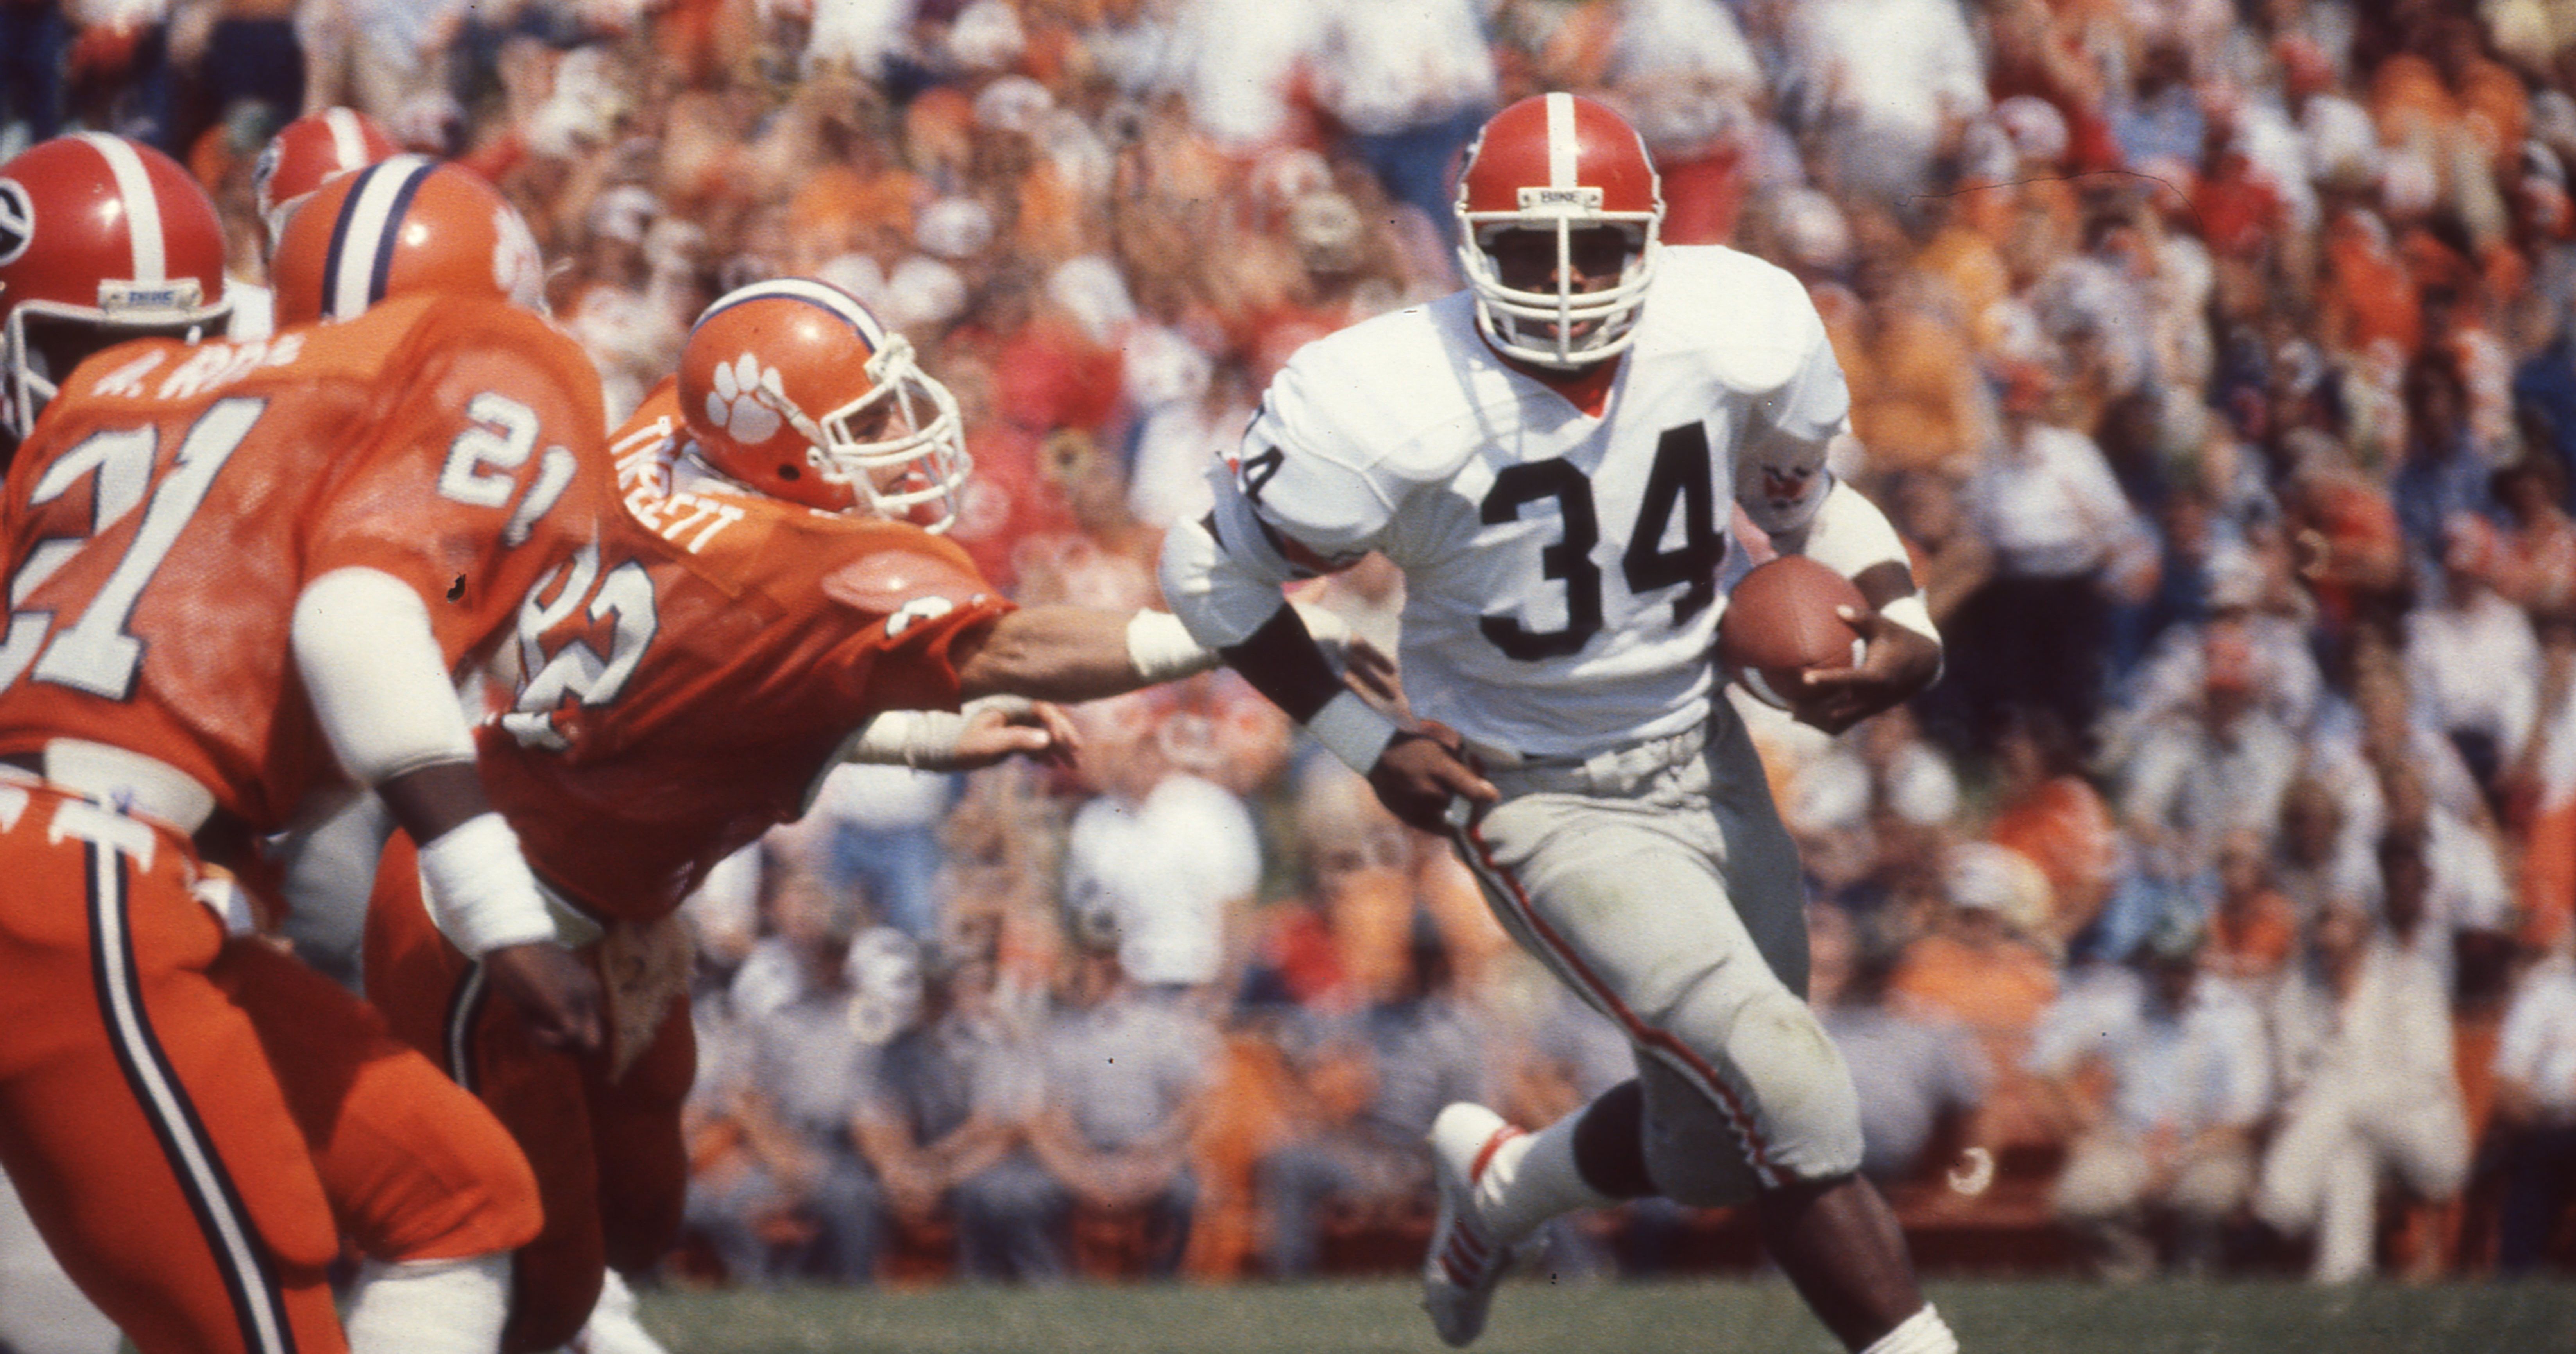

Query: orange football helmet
677,278,970,529
0,133,231,441
254,106,399,248
1454,92,1664,369
269,156,546,326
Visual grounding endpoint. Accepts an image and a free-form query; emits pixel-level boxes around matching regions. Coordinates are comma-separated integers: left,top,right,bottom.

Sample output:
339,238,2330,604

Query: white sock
344,1254,511,1354
1858,1305,1958,1354
1477,1113,1615,1243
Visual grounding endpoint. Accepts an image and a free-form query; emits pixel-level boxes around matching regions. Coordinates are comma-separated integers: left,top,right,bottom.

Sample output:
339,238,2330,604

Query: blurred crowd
15,0,2576,1290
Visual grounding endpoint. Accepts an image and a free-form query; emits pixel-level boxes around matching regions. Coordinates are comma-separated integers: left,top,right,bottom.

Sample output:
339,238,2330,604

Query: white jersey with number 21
1202,245,1849,757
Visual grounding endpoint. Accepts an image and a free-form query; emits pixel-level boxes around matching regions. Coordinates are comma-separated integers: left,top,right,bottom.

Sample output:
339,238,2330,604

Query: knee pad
1638,986,1863,1204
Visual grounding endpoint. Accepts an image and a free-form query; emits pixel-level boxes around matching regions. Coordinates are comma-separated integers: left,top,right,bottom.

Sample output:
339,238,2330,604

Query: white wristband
417,812,557,957
1307,689,1398,774
843,697,1037,771
1876,593,1941,647
1126,610,1223,684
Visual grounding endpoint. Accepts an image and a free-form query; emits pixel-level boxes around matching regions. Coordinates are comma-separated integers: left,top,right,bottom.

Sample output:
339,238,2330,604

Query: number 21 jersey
0,295,613,833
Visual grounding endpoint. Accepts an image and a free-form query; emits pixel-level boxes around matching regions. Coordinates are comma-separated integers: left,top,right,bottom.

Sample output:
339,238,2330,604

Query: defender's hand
953,699,1081,770
483,941,603,1055
1794,604,1941,735
1367,721,1498,834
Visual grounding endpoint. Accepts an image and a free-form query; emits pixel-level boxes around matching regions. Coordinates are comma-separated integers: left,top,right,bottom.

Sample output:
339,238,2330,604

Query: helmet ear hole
777,463,802,481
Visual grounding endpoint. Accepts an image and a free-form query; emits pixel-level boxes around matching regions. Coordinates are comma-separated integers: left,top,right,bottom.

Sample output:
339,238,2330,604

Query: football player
332,274,1370,1351
1156,95,1956,1354
0,137,605,1354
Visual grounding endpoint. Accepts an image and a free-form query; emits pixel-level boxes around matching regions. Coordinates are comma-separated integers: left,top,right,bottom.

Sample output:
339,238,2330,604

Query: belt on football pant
0,740,248,861
1463,721,1711,798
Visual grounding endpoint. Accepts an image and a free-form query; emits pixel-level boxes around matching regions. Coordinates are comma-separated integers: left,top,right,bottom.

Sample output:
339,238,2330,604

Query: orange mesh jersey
477,377,1015,924
0,294,612,832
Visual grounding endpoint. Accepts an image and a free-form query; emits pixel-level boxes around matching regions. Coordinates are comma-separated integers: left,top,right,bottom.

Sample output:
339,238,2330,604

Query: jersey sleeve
1210,379,1405,578
812,529,1016,714
303,307,611,669
1731,272,1853,540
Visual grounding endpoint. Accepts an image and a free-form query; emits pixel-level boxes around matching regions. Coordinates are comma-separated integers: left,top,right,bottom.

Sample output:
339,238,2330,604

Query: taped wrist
1125,610,1223,684
1875,593,1940,647
1307,689,1398,774
417,812,556,956
843,696,1036,771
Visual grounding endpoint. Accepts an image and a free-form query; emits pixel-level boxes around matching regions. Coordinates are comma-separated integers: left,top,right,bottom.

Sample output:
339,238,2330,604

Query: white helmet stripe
324,108,369,172
696,277,887,352
75,132,164,282
326,156,435,319
1545,92,1576,190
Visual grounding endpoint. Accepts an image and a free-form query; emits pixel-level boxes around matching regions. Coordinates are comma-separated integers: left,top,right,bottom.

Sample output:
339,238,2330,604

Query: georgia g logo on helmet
0,179,33,267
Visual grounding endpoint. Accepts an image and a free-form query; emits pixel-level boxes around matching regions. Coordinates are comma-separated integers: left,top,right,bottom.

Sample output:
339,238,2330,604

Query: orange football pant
0,785,345,1354
366,835,695,1354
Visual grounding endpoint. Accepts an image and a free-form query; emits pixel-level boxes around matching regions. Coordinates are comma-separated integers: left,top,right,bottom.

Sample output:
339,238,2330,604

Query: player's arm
1158,451,1493,833
1734,312,1942,733
292,566,601,1053
946,601,1373,705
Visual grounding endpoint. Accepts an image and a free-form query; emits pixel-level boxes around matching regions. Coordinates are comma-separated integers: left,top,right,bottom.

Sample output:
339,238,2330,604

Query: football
1716,554,1866,710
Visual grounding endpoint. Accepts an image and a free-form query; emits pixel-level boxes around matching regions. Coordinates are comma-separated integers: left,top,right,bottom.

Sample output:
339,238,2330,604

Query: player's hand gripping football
1791,604,1942,735
1369,720,1498,835
483,941,605,1054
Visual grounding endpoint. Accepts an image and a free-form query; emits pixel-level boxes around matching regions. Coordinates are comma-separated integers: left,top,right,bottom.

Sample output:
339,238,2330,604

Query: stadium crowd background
10,0,2576,1292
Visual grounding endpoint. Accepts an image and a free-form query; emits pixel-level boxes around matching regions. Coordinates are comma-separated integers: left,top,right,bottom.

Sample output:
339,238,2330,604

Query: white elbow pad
292,568,478,786
1156,515,1297,649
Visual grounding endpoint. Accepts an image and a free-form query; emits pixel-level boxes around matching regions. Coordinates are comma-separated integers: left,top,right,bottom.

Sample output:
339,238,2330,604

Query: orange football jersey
476,378,1014,923
0,295,613,832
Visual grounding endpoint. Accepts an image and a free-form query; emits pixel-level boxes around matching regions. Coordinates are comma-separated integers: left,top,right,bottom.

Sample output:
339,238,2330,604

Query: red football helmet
1454,92,1664,369
269,156,546,326
254,106,399,248
0,133,231,442
677,278,970,528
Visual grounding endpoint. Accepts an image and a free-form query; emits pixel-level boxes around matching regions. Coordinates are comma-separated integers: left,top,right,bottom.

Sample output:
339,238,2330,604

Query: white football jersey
1205,246,1847,756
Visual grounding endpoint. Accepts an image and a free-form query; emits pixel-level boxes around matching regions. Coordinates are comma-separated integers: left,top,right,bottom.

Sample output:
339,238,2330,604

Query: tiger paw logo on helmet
705,352,787,445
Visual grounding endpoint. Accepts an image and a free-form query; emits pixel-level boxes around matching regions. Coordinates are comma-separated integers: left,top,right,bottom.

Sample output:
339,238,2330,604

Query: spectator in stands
1812,905,1990,1188
1890,842,2059,1150
1984,705,2120,954
2203,829,2300,998
1255,912,1486,1278
2492,937,2576,1272
1952,359,2160,745
1781,0,1988,206
1058,695,1263,1002
1303,0,1496,248
2406,515,2544,806
1024,907,1218,1279
2256,871,2469,1284
850,925,1054,1281
2032,921,2272,1281
684,874,885,1284
2112,622,2305,953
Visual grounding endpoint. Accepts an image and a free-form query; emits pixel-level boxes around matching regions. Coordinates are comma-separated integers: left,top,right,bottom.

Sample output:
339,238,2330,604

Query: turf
633,1277,2576,1354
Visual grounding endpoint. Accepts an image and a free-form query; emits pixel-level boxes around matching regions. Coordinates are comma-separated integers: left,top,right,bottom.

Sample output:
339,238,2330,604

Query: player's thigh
591,988,696,1274
1466,792,1780,1038
213,939,543,1262
0,820,343,1354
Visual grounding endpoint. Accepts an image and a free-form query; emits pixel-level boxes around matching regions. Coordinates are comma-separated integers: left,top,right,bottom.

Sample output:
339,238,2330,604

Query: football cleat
1423,1102,1526,1347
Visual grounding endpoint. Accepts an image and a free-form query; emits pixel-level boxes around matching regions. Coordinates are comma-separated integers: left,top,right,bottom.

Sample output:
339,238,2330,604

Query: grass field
633,1277,2576,1354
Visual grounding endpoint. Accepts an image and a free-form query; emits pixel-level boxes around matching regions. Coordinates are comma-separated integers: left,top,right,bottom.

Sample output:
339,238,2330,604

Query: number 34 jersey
0,295,613,833
1208,245,1851,758
474,379,1014,927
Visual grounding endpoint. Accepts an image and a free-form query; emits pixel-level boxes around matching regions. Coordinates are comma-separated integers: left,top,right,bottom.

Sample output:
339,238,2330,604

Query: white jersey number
498,541,661,750
1479,422,1724,661
0,397,262,699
